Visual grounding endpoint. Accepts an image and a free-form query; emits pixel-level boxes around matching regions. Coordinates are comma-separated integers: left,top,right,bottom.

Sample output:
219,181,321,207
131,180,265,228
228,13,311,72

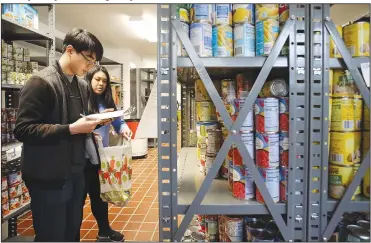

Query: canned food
21,182,28,194
357,220,370,230
221,157,229,179
207,129,222,155
7,170,21,187
8,183,22,198
347,225,370,242
256,133,279,169
236,74,252,99
330,131,361,165
197,145,206,174
224,216,244,242
195,79,211,101
177,22,190,57
224,100,238,122
205,155,218,179
251,228,275,242
331,98,362,132
221,79,237,103
255,98,279,133
329,164,360,200
2,202,9,216
255,4,279,22
259,78,289,98
256,167,280,203
279,97,289,132
280,25,290,56
245,219,266,242
279,132,289,167
218,215,225,242
190,22,212,57
353,164,362,196
364,103,370,130
177,4,190,23
330,26,343,58
1,72,7,84
212,25,233,57
191,231,206,242
1,176,8,191
234,23,255,57
256,19,280,56
233,4,254,25
205,215,219,242
332,69,361,98
212,4,232,26
190,4,213,23
236,99,254,132
196,102,217,122
7,71,17,84
241,132,255,160
198,215,206,233
230,149,254,200
1,190,9,204
278,4,289,26
363,164,370,198
9,195,21,210
343,22,370,57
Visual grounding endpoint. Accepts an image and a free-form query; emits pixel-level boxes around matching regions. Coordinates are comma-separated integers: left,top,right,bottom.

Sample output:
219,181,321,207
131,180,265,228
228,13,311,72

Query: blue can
212,25,233,57
212,4,232,26
190,4,212,23
234,23,255,57
256,19,280,56
190,22,212,57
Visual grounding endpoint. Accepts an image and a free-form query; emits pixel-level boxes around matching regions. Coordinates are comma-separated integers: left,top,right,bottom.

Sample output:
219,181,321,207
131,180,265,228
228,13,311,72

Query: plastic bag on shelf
95,134,133,207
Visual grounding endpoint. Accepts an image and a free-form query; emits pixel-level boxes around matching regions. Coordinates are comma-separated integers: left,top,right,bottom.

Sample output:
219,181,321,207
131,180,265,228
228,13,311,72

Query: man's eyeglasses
80,52,97,66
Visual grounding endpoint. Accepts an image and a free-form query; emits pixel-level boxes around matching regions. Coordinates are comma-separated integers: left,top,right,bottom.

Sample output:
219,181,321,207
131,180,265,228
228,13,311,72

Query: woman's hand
120,123,133,140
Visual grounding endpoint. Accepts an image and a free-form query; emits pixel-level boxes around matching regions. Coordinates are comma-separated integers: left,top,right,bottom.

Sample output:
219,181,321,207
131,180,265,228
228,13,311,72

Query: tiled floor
17,148,159,242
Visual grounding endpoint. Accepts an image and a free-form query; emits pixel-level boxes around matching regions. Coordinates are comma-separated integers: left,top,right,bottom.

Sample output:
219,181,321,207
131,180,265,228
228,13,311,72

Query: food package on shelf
18,4,39,30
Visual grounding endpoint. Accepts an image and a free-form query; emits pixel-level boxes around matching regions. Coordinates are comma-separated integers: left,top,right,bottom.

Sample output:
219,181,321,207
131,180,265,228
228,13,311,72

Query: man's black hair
62,28,104,61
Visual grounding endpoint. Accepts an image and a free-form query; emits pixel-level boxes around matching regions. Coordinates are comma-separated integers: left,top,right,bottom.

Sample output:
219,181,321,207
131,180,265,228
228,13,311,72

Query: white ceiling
36,4,157,56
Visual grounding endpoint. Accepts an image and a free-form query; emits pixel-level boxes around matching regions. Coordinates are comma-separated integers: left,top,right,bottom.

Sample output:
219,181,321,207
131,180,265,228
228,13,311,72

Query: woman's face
91,71,108,95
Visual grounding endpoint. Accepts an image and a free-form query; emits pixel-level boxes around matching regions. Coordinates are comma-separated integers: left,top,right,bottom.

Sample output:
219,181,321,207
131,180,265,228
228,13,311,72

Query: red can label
255,98,279,133
236,74,251,99
279,4,289,25
279,132,289,167
279,98,289,132
256,167,280,204
256,133,279,168
198,215,206,233
280,166,288,202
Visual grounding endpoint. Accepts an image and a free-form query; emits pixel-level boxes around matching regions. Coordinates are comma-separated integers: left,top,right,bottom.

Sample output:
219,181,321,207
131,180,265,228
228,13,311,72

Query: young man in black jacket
14,28,104,242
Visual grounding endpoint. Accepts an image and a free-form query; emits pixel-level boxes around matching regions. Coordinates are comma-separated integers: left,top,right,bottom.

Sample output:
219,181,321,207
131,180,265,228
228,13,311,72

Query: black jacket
14,61,90,189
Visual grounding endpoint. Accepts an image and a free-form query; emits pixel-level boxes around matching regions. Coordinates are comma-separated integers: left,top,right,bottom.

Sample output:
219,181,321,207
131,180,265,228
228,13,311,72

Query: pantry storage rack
157,3,370,242
158,4,309,242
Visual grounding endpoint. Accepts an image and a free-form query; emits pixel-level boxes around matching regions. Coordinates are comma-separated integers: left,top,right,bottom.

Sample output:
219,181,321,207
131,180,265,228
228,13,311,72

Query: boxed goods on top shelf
1,40,38,85
176,4,289,58
1,161,30,219
2,4,39,30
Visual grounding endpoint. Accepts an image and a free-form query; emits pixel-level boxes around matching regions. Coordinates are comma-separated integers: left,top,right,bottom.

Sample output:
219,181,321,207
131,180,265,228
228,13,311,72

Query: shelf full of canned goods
158,3,312,242
307,4,370,243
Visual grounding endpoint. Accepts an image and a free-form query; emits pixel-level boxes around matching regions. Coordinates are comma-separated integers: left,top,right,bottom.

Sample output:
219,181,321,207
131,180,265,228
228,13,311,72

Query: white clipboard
85,110,124,120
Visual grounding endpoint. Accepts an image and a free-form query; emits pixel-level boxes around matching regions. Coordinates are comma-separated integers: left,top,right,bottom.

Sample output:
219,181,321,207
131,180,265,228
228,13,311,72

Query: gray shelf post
157,4,178,242
46,4,56,66
308,4,370,242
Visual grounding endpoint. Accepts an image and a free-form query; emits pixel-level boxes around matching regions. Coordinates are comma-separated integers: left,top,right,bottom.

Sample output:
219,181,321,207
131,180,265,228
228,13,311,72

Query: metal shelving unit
157,3,370,242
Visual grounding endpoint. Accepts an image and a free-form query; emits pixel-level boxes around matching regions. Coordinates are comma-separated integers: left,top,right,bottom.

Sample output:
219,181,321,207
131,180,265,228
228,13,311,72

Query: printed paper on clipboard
361,62,370,88
86,110,124,120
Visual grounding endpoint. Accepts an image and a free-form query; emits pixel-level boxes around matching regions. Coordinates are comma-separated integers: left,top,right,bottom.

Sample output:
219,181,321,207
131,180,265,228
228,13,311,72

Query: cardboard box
18,4,39,30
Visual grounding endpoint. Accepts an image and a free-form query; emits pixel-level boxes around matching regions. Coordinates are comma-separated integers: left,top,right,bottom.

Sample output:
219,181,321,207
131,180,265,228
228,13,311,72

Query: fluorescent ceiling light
129,16,157,43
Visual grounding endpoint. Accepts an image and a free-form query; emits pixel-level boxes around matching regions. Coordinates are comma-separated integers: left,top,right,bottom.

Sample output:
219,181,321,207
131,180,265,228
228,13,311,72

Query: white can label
241,133,254,160
260,168,280,202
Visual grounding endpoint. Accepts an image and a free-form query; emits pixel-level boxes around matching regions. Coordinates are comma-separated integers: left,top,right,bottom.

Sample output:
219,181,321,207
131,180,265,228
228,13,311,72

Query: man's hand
69,117,102,135
120,123,133,140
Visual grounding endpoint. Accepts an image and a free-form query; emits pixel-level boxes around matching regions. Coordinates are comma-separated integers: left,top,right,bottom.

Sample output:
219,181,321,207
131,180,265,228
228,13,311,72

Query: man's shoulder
76,76,88,89
32,65,57,82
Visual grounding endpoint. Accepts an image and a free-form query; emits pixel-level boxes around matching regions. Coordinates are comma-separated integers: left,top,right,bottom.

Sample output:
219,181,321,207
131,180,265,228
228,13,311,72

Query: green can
177,4,190,23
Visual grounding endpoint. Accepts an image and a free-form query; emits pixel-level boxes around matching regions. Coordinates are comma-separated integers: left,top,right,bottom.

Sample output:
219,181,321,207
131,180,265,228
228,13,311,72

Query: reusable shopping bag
95,134,132,206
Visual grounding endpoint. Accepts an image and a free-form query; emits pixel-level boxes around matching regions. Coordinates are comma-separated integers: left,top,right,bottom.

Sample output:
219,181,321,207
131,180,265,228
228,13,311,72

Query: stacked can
232,4,255,57
205,215,219,242
255,98,280,204
176,5,190,57
278,4,289,56
255,4,280,56
329,69,363,201
363,101,370,198
190,4,213,57
279,97,289,202
212,4,233,57
343,22,370,57
220,79,237,122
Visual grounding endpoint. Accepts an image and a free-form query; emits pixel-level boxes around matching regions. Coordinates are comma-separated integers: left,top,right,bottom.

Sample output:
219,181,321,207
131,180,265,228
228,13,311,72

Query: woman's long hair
85,65,116,114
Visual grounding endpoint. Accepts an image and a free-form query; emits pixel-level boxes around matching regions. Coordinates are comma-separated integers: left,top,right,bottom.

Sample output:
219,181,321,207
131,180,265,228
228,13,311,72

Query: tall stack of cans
279,97,289,202
195,79,220,177
255,4,280,56
232,4,255,57
328,69,363,200
190,4,213,57
278,4,289,55
212,4,233,57
1,108,18,145
363,102,370,198
176,4,190,57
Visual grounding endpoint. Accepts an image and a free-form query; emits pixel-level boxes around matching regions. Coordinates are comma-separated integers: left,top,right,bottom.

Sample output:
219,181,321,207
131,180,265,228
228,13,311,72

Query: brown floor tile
111,221,126,231
152,231,159,241
115,214,132,222
121,207,136,215
124,222,142,231
22,228,35,237
126,201,139,208
135,231,154,241
84,229,98,240
121,231,137,241
86,214,96,221
144,213,158,223
129,214,146,222
140,222,157,231
83,207,91,214
108,213,118,221
131,195,144,201
79,229,90,239
109,207,122,214
81,220,96,230
135,205,150,215
17,219,33,229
